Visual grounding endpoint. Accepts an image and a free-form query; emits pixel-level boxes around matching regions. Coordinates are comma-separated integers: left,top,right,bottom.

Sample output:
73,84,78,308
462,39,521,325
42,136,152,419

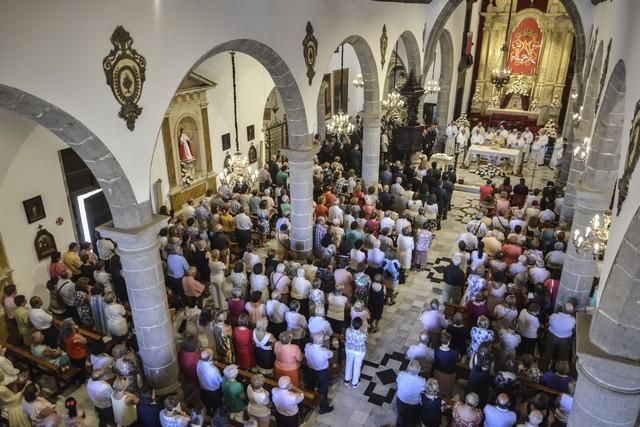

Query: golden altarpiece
159,73,218,211
471,0,574,126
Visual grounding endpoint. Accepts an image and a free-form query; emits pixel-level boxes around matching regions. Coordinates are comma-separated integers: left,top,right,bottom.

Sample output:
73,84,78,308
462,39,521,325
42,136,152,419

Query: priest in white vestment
445,122,458,156
549,136,564,170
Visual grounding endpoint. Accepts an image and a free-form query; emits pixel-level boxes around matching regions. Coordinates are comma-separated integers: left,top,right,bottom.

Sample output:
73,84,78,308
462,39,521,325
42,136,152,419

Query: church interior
0,0,639,426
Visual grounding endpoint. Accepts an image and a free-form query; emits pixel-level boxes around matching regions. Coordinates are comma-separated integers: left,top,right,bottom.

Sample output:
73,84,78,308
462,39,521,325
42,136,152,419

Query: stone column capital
97,214,169,250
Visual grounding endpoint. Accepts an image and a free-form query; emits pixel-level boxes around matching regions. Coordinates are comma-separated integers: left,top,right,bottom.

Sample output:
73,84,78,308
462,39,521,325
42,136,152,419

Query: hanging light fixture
382,41,407,123
424,51,441,95
573,136,590,161
491,0,513,90
573,105,584,125
220,51,258,191
352,73,364,88
326,43,354,137
572,211,611,257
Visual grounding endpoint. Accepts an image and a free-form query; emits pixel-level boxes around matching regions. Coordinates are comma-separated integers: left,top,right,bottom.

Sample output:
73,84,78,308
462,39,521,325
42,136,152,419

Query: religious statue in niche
34,225,57,261
618,99,640,215
177,123,198,187
102,26,147,131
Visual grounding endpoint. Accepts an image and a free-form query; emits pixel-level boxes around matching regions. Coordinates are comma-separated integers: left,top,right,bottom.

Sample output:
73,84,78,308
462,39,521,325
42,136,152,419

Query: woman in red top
49,251,64,280
227,288,247,327
60,318,87,379
233,314,255,370
178,337,200,384
315,196,328,218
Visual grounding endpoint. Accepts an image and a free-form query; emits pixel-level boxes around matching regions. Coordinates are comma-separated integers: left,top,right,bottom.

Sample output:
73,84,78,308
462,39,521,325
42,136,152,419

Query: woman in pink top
245,291,267,328
273,331,303,387
49,251,64,280
182,266,205,299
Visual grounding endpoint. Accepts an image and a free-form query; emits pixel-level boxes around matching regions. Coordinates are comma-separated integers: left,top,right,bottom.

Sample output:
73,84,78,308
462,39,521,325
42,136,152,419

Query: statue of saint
178,128,195,162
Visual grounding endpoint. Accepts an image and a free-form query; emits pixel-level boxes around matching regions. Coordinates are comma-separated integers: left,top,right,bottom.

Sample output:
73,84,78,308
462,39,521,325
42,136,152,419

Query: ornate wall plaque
248,142,258,164
595,38,612,114
34,225,57,261
380,25,388,68
302,21,318,85
618,100,640,215
103,26,147,131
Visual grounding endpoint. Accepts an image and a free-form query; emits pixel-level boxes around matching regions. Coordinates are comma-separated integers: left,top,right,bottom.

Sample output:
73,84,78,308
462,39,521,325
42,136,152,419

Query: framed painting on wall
247,125,255,141
331,68,349,114
322,73,332,119
23,196,46,224
222,133,231,151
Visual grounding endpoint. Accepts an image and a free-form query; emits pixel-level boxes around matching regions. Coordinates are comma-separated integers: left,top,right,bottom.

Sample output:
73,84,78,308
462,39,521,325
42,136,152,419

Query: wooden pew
213,360,322,423
2,342,82,398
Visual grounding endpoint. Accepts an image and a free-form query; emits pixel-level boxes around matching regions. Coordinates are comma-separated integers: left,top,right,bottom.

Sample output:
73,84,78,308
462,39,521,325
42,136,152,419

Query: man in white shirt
380,212,395,234
243,247,261,277
28,296,59,347
272,376,305,425
484,393,517,427
159,395,190,427
327,202,344,225
541,303,576,370
539,208,556,224
517,303,541,355
304,334,334,413
395,360,426,426
234,208,253,253
95,232,116,265
196,349,223,416
56,269,76,310
182,199,196,220
419,299,448,348
266,291,289,336
308,307,333,339
86,369,115,426
406,332,434,373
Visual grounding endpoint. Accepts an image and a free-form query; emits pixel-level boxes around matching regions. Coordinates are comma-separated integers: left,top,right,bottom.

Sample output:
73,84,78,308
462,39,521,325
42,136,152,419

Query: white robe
522,131,534,146
529,135,549,166
445,125,458,156
506,133,519,148
549,137,564,169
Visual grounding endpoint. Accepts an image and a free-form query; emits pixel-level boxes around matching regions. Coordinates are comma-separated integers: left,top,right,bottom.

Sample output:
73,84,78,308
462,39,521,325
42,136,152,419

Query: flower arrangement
538,119,558,138
505,76,531,96
455,113,470,129
470,164,507,179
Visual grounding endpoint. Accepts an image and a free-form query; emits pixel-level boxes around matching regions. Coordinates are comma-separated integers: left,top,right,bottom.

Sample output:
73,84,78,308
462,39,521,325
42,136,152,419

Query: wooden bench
213,360,322,423
2,342,82,398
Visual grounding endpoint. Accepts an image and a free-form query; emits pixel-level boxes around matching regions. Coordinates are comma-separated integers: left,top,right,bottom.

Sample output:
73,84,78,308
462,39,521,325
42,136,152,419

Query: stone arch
189,39,310,148
0,84,144,229
423,0,586,86
582,60,625,193
325,35,381,188
398,30,422,76
423,29,454,147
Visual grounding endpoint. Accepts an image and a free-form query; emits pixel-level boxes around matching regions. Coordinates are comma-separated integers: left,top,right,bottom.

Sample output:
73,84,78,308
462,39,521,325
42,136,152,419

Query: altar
464,145,523,175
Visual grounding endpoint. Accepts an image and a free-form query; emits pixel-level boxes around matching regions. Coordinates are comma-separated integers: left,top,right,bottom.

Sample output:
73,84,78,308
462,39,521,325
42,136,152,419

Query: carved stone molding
102,26,146,131
302,21,318,85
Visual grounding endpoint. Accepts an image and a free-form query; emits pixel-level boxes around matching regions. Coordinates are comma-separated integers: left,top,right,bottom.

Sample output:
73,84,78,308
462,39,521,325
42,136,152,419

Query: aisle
310,191,478,426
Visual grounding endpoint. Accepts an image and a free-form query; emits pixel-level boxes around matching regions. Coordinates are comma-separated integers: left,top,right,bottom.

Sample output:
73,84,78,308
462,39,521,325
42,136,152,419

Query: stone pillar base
569,314,640,427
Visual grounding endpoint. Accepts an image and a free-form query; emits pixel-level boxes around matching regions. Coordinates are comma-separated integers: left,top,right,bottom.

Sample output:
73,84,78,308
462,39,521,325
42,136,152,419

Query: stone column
361,107,381,190
559,154,586,228
282,143,318,255
568,313,640,427
557,187,610,309
97,215,179,394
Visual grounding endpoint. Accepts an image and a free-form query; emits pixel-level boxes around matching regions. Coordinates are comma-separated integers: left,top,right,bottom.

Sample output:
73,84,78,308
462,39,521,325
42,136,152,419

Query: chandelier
424,51,441,95
572,211,611,257
573,136,590,161
491,0,513,90
221,152,257,189
326,43,354,137
382,41,407,123
326,110,354,136
222,52,256,191
573,105,584,125
352,73,364,88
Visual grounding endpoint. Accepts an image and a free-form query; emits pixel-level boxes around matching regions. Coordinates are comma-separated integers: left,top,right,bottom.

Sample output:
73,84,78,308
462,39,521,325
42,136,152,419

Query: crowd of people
0,124,577,427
